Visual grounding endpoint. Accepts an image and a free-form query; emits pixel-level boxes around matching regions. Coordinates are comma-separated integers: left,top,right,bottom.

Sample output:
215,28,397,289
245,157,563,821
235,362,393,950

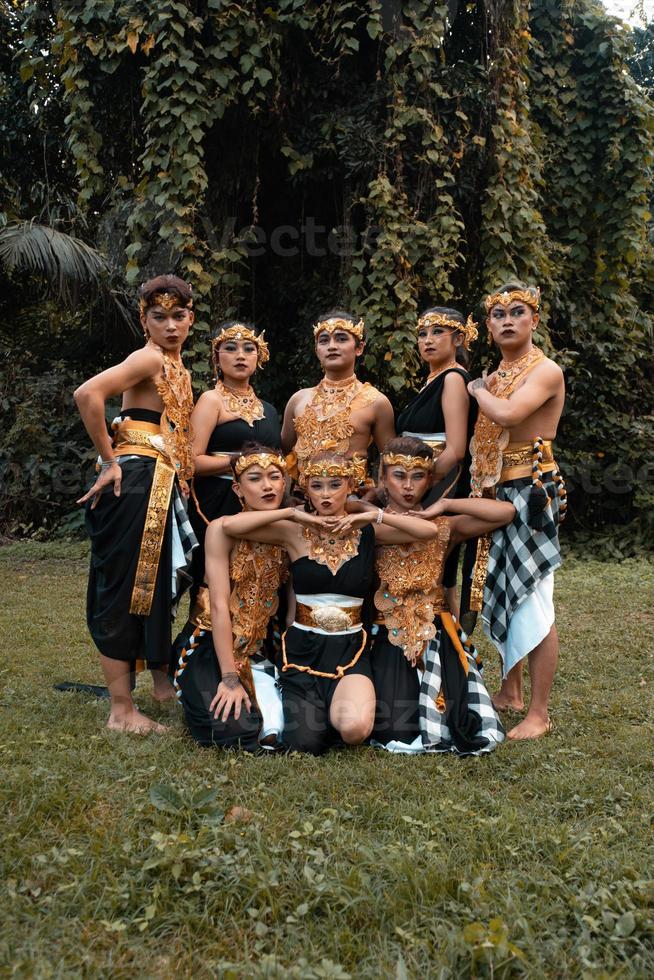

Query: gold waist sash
296,602,362,632
110,419,176,618
112,419,165,460
499,439,555,484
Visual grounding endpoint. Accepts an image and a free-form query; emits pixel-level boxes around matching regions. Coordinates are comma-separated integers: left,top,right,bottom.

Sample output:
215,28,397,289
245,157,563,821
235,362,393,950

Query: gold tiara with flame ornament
417,311,479,350
484,287,541,314
382,453,433,472
300,459,355,484
313,317,365,342
234,452,286,477
139,291,193,314
212,325,270,366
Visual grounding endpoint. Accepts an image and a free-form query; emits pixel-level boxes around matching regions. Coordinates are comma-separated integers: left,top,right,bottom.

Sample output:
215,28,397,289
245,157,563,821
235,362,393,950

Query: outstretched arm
222,506,327,546
442,497,516,545
204,521,251,721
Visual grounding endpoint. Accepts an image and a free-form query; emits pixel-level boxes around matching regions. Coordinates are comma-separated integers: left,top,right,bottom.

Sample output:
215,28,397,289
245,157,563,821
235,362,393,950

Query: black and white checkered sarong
419,630,505,754
483,476,562,647
172,485,198,608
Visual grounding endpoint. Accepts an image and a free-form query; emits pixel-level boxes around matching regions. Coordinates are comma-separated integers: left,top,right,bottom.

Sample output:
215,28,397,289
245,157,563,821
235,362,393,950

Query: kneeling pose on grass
221,452,451,755
369,436,512,754
172,445,302,750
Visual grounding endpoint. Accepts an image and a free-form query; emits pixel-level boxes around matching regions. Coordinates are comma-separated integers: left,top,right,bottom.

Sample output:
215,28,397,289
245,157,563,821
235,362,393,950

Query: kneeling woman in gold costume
172,445,304,749
371,437,513,754
221,452,449,755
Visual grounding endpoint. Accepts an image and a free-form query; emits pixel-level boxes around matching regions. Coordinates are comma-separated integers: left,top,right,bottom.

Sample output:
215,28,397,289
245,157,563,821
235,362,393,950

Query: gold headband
382,453,433,472
234,452,286,477
212,325,270,366
484,288,540,314
300,460,354,484
417,311,478,350
139,291,193,313
313,317,365,342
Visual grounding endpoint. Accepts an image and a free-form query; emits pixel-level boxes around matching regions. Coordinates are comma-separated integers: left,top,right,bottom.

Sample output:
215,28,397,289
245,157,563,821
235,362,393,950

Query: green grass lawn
1,543,653,978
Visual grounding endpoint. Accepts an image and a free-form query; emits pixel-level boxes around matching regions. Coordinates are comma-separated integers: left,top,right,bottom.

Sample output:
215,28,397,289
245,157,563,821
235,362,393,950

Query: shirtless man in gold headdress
75,275,197,734
281,311,395,482
467,281,566,741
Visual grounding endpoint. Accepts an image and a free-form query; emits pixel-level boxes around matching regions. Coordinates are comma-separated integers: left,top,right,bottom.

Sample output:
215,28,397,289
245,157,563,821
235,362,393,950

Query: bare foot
107,707,168,734
507,714,552,741
151,671,176,703
492,693,525,712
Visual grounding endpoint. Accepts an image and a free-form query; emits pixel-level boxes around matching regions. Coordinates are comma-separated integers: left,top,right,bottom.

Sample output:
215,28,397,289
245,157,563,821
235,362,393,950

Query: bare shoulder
287,386,316,411
205,517,231,551
128,345,164,371
535,356,565,385
195,387,222,409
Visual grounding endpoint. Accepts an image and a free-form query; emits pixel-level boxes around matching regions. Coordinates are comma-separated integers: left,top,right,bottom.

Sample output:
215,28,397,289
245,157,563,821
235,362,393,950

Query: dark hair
380,436,433,471
419,305,470,370
138,274,193,307
211,318,259,376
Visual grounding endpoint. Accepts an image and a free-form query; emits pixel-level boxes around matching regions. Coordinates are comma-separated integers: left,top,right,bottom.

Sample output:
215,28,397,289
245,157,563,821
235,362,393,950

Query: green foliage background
1,0,653,550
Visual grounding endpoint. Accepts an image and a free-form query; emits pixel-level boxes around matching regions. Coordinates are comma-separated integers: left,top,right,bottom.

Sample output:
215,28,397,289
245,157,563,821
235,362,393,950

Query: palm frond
0,221,110,298
0,221,138,333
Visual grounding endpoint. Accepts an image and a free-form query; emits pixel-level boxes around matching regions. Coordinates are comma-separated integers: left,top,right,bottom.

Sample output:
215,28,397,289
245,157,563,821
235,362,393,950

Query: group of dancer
74,272,566,754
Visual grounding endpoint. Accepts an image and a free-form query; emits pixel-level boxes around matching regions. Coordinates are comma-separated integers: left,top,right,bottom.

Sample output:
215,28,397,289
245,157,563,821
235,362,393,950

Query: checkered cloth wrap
419,631,505,755
483,475,562,647
172,485,198,609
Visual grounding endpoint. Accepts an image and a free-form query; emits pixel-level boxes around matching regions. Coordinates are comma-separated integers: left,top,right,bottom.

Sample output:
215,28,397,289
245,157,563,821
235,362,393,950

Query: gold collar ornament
212,325,270,366
234,452,287,477
417,311,478,350
313,317,365,342
301,525,361,575
484,287,541,314
300,459,355,484
381,453,433,472
139,291,193,314
216,380,264,427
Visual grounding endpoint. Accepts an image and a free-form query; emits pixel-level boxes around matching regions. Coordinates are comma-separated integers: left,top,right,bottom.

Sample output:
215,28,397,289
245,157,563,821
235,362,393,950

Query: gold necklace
492,346,544,393
421,361,459,390
301,524,361,575
217,380,264,427
311,375,362,420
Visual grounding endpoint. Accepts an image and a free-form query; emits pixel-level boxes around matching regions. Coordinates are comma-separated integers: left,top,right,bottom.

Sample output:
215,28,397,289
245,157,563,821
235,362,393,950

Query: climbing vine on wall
7,0,654,542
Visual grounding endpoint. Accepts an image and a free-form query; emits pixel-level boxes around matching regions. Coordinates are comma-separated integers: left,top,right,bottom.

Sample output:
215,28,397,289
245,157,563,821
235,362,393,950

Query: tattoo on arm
469,378,486,392
221,671,241,690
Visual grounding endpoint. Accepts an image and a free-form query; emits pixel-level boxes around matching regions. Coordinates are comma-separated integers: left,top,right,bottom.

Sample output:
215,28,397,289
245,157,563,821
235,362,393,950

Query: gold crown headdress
139,291,193,314
484,287,541,314
313,317,365,343
417,311,479,350
234,452,286,477
381,453,433,472
300,458,355,485
212,325,270,366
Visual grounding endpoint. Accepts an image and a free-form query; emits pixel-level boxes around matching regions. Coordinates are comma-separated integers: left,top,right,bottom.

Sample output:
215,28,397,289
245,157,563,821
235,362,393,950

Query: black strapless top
396,368,475,434
120,408,162,424
206,401,281,453
290,524,375,598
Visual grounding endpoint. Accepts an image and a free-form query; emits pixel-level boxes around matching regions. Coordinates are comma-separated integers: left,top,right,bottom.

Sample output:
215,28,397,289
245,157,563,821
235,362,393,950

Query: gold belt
296,602,362,632
112,420,165,461
499,439,555,484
